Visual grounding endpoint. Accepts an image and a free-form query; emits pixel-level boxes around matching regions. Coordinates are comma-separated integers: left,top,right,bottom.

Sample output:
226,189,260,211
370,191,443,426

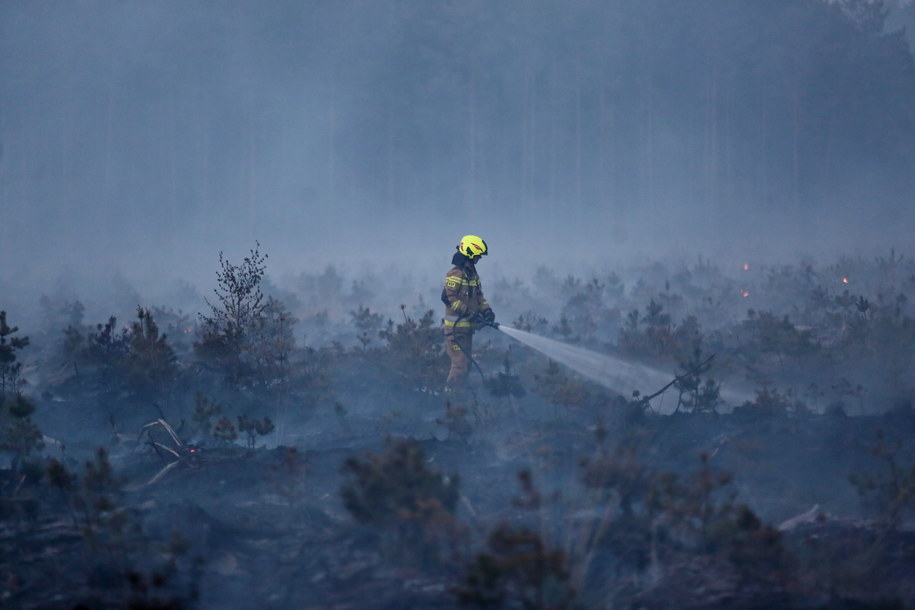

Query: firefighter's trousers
444,328,473,391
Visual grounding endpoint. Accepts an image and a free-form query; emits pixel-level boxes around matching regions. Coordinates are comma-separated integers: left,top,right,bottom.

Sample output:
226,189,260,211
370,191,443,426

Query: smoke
2,0,914,307
4,5,915,606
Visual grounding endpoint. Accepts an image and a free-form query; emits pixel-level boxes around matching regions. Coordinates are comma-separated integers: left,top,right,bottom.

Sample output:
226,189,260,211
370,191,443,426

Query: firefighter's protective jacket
442,253,490,331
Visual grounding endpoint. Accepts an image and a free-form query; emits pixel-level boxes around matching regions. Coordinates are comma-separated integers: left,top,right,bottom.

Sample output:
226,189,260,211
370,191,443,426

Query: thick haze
4,6,915,606
2,0,915,304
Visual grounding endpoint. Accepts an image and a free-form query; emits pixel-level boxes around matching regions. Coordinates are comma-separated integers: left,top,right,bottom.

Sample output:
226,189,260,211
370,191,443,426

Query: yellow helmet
457,235,488,259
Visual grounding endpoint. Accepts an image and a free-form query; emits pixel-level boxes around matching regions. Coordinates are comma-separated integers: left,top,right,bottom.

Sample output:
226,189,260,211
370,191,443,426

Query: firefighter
441,235,495,393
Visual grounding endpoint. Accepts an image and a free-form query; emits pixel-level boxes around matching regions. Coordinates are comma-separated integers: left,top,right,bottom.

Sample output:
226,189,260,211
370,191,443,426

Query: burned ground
3,253,915,608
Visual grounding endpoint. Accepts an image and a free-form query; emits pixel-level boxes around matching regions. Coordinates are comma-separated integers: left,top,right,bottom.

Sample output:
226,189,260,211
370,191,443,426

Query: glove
473,309,496,329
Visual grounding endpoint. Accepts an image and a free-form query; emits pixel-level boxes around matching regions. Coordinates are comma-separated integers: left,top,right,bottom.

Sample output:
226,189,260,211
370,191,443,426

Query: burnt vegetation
4,0,915,605
2,247,915,608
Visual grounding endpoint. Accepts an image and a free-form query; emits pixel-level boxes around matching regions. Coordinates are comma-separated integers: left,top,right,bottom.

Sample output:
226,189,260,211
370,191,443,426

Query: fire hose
445,311,500,384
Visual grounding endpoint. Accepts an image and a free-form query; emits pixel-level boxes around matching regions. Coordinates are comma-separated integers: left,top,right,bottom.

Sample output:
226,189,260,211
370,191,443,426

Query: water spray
480,320,749,411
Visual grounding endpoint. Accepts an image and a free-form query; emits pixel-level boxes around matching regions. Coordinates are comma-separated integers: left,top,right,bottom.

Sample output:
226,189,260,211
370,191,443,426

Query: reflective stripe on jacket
443,316,474,328
442,262,489,326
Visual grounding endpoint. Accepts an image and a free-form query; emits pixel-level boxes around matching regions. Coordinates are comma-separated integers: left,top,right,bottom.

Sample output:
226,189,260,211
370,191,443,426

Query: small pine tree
340,439,462,563
0,394,44,472
198,243,266,337
377,308,448,391
82,316,130,396
0,311,30,394
195,243,268,383
123,307,178,395
237,414,275,449
195,242,295,387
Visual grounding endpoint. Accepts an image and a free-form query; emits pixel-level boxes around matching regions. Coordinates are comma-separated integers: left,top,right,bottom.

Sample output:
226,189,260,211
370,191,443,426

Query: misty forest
3,1,915,608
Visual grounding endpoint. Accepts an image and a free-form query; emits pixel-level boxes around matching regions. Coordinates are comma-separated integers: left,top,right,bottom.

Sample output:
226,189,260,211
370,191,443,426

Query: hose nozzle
473,311,500,330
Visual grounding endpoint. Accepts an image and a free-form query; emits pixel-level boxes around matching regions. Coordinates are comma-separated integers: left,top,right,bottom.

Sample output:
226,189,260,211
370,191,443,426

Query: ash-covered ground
3,251,915,609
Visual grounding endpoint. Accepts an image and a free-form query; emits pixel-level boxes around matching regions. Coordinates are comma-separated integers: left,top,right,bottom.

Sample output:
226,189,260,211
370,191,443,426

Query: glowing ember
842,278,849,284
742,291,750,297
743,264,749,271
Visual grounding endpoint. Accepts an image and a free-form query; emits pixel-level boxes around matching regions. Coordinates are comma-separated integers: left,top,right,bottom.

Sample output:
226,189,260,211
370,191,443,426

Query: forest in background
2,0,915,276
